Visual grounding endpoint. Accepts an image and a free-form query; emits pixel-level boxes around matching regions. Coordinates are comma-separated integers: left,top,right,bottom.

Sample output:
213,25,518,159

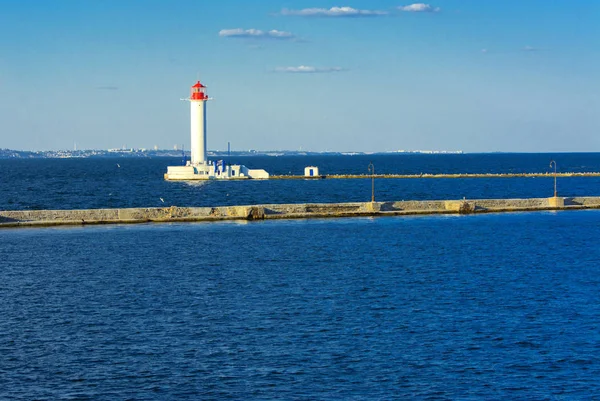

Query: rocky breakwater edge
2,196,600,228
270,172,600,180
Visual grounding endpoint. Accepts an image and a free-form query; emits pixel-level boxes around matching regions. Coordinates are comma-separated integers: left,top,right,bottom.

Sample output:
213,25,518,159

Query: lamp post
368,162,375,203
549,160,557,197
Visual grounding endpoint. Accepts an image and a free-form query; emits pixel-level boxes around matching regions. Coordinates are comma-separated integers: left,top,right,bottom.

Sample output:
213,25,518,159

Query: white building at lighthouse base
165,161,269,180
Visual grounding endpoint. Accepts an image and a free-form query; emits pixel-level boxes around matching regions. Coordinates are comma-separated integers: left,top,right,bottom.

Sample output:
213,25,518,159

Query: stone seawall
2,196,600,228
270,172,600,180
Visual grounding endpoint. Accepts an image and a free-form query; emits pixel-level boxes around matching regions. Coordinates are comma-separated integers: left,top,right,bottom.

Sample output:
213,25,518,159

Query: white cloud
219,28,295,39
398,3,440,12
273,66,346,73
280,7,387,17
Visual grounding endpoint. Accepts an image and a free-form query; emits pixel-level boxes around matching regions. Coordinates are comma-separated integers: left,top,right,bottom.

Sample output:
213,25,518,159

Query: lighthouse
164,80,270,180
189,81,209,165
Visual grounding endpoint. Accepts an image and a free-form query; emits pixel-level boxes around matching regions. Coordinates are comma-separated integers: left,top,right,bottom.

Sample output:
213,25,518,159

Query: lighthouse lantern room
191,81,208,100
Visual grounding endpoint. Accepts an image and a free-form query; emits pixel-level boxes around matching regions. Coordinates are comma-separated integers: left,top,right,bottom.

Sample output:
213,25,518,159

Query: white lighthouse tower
189,81,209,166
165,80,269,180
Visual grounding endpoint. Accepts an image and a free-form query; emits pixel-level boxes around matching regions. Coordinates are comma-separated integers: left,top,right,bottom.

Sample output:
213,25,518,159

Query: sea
1,153,600,400
2,153,600,210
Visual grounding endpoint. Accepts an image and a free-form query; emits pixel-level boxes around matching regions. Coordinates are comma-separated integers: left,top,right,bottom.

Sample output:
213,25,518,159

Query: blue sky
0,0,598,152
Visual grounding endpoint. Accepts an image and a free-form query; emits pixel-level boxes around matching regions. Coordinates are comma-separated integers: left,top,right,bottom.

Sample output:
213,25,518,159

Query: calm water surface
1,211,600,399
1,153,600,210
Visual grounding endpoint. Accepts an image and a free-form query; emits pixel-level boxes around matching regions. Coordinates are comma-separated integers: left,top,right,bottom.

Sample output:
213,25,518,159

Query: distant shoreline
0,149,466,159
3,148,600,159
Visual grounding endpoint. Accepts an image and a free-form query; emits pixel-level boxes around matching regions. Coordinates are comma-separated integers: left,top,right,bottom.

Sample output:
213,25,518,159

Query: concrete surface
2,196,600,228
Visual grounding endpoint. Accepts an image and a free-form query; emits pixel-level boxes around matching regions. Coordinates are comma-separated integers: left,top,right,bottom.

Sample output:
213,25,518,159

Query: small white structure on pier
304,166,319,177
165,80,269,181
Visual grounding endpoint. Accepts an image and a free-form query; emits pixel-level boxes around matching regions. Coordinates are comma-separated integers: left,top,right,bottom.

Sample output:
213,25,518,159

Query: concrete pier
2,196,600,228
269,172,600,180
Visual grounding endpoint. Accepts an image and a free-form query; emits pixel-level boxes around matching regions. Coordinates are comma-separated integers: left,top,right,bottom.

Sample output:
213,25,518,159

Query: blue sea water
2,212,600,399
1,153,600,210
2,154,600,399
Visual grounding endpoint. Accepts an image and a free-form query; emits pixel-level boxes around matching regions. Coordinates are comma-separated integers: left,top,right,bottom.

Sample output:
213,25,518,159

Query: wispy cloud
219,28,295,40
273,66,346,73
479,46,547,55
280,7,387,17
398,3,440,12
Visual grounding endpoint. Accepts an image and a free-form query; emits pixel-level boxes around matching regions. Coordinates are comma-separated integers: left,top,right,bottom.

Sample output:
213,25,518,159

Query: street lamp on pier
549,160,557,197
368,162,375,203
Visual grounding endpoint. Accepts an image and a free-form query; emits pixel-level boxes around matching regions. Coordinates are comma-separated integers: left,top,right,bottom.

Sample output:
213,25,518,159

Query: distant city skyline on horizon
8,146,600,157
0,0,598,153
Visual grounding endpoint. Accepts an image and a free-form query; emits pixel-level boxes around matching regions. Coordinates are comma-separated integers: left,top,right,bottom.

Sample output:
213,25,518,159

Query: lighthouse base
164,161,269,181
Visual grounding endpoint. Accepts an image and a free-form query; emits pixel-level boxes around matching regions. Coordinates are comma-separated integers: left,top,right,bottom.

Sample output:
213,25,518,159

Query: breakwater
270,172,600,180
2,196,600,228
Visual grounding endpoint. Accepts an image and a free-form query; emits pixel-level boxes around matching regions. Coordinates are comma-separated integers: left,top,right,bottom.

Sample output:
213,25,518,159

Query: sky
0,0,598,153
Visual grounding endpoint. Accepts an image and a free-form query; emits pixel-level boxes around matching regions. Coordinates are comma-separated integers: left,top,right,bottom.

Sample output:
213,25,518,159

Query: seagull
160,198,165,203
117,163,121,168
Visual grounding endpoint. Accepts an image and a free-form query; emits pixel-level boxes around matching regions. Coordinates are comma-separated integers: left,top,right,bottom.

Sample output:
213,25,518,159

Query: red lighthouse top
190,81,208,101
